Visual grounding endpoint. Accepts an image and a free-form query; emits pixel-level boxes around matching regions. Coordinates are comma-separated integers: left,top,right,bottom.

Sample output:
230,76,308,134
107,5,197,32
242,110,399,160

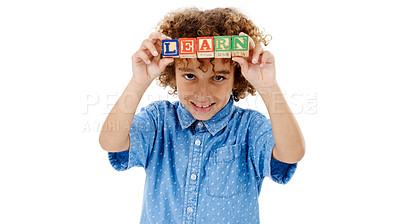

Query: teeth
193,102,213,108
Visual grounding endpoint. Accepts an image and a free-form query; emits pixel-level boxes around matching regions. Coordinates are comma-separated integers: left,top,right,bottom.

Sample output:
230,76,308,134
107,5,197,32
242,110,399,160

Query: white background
1,0,399,223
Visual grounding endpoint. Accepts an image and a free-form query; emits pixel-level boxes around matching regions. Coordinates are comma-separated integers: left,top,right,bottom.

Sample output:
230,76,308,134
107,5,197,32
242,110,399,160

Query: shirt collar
177,96,235,136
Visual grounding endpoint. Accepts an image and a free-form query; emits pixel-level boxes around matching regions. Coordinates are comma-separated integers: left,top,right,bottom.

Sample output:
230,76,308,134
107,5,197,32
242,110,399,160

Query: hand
131,32,174,86
232,32,277,91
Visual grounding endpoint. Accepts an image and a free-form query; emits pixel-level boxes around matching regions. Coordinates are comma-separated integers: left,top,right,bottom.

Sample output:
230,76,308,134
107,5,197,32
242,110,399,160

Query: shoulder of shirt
145,100,179,108
142,100,179,115
234,105,268,120
137,100,179,124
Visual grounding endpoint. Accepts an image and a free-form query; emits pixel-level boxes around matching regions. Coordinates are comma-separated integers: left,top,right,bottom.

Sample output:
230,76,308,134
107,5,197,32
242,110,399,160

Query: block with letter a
197,37,214,58
231,35,249,57
162,39,179,57
179,38,196,58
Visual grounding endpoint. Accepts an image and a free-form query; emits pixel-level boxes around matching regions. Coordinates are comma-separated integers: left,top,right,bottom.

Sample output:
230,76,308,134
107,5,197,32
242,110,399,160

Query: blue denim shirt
108,96,297,224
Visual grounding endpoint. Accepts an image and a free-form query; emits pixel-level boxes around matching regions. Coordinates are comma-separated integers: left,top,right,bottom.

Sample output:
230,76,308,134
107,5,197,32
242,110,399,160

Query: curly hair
156,7,269,101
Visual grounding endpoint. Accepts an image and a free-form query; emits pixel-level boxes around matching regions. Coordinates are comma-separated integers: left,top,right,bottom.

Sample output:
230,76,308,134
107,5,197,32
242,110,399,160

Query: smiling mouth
190,101,215,108
190,101,216,113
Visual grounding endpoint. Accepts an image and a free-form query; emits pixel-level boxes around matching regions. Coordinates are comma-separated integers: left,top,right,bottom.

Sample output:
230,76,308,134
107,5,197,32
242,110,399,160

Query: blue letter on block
162,39,179,57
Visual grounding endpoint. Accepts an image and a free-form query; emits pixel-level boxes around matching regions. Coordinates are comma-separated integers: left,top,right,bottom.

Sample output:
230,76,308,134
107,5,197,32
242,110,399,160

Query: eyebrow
215,70,231,75
178,68,231,75
178,68,196,73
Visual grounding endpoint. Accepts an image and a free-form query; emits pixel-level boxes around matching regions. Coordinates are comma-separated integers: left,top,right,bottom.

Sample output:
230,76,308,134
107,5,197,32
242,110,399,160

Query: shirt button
191,174,197,180
198,122,203,128
187,207,193,214
195,139,201,146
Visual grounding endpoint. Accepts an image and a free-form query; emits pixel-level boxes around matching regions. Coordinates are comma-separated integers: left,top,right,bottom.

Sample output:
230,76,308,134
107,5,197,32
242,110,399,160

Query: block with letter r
162,39,179,57
214,36,232,58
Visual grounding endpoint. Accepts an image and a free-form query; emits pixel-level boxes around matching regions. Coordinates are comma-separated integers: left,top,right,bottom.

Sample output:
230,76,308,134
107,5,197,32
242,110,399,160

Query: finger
259,51,275,67
133,51,151,65
232,57,249,74
239,32,256,49
140,39,159,57
158,58,174,70
251,44,264,64
145,32,172,56
148,32,171,43
154,39,163,54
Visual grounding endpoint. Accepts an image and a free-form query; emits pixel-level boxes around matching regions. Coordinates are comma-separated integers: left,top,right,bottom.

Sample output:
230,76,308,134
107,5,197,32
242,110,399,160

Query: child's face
175,58,235,121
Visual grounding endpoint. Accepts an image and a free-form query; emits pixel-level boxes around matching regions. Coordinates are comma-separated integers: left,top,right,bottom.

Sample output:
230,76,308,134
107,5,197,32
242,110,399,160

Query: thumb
232,57,249,74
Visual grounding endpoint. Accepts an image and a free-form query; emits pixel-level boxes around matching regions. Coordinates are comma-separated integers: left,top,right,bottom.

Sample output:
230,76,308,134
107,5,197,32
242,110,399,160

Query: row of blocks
162,36,249,58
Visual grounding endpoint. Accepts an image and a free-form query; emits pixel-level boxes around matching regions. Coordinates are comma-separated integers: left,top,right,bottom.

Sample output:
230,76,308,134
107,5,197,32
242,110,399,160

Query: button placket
184,135,204,224
195,121,206,133
187,207,193,213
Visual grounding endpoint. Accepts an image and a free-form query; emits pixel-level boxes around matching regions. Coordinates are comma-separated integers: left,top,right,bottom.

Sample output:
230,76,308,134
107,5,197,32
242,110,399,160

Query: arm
99,78,149,152
99,32,173,152
258,84,305,164
232,32,305,164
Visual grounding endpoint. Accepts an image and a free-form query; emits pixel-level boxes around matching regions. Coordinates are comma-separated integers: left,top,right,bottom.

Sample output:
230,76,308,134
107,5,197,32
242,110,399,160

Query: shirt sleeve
108,103,158,171
249,113,297,184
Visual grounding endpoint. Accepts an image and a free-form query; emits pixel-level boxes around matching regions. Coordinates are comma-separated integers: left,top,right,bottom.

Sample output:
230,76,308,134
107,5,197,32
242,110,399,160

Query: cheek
176,79,191,93
209,84,234,99
176,79,195,100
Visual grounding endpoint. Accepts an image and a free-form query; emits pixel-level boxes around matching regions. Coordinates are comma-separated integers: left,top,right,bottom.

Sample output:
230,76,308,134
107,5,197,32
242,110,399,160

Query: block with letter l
162,39,179,57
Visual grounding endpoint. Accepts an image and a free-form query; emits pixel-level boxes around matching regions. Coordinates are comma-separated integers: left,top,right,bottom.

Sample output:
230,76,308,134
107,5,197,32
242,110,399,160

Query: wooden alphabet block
197,37,214,58
162,39,179,57
179,38,196,58
161,35,255,58
214,36,232,58
231,35,249,57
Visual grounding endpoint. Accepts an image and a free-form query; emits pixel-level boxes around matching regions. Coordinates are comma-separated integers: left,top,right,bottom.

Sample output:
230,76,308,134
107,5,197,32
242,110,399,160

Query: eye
213,75,225,82
184,74,195,80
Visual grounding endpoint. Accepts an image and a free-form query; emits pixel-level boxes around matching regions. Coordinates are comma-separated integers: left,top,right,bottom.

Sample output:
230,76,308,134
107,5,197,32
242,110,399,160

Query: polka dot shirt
108,96,297,224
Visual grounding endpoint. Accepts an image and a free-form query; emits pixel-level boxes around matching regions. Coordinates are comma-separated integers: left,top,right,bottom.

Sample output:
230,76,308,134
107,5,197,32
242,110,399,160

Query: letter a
200,39,211,51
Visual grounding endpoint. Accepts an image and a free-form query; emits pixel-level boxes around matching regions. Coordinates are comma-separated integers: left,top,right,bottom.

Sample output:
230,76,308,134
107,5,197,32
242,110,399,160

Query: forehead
175,58,233,71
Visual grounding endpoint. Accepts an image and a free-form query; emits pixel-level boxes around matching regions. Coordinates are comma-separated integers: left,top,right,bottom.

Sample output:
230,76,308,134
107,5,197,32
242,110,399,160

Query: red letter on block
197,37,214,58
179,38,196,58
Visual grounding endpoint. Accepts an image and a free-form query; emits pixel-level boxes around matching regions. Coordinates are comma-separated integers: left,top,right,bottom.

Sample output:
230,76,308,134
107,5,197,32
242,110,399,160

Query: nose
194,80,211,98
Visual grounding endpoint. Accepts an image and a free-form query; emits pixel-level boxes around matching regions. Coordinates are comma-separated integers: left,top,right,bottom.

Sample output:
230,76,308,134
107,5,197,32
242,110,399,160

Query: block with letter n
232,35,249,57
162,39,179,57
197,37,214,58
214,36,232,58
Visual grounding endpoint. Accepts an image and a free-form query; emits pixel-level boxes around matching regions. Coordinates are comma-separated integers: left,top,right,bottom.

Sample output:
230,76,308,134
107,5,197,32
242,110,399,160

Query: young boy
99,7,305,224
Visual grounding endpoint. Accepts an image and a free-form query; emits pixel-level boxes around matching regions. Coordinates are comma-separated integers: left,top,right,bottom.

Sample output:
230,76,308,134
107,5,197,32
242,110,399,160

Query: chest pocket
205,143,249,198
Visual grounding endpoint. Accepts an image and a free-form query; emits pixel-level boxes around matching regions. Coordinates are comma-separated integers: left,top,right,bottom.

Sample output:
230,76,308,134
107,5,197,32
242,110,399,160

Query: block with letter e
232,35,249,57
197,37,214,58
179,38,196,58
162,39,179,57
214,36,232,58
